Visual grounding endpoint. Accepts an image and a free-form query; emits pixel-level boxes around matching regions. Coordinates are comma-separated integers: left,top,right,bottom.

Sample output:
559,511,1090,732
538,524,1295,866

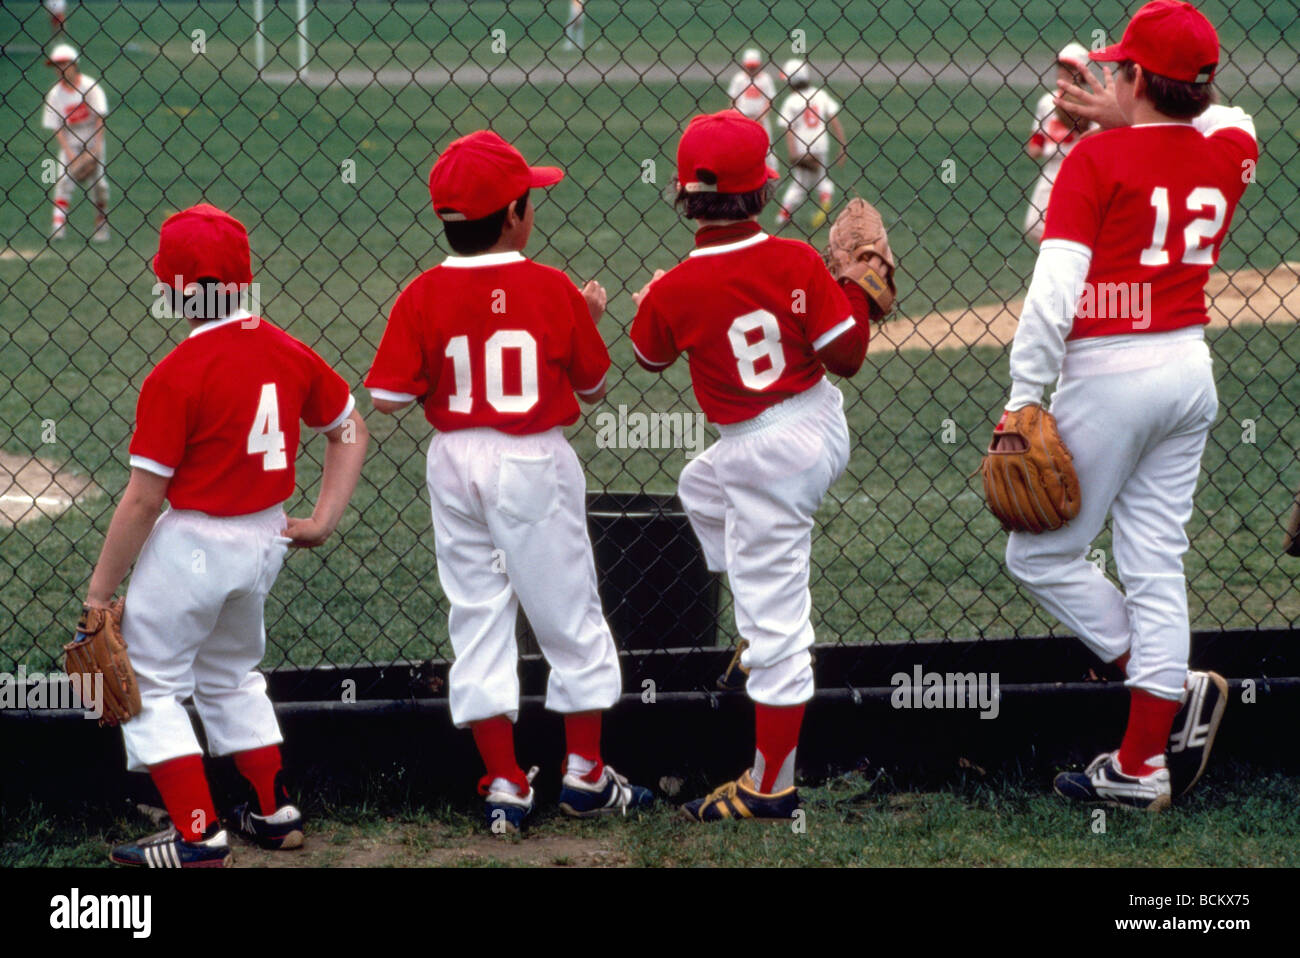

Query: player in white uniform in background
727,49,778,171
1023,42,1095,242
46,0,68,38
563,0,585,51
42,44,109,242
775,59,847,229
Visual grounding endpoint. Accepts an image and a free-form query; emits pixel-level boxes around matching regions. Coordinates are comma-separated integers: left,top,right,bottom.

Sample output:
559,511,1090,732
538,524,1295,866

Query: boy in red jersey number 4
86,204,369,866
366,131,653,832
631,111,884,821
996,1,1255,809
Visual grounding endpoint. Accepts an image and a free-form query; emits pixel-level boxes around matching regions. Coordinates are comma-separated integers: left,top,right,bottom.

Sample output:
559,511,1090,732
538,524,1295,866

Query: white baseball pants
1005,328,1218,700
427,427,621,727
121,505,289,771
53,148,109,220
1023,172,1053,241
779,159,833,216
678,378,850,707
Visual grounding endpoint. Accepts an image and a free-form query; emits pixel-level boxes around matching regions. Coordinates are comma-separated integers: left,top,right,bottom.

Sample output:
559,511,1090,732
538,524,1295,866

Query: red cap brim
1089,43,1127,64
529,166,564,188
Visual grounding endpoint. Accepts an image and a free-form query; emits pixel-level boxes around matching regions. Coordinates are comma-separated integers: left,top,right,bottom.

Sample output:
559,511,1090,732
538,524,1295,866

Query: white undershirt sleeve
1191,104,1256,141
1006,239,1092,410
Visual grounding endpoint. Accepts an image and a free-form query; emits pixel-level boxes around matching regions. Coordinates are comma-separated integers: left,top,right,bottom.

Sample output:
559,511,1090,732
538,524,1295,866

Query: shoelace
602,765,635,816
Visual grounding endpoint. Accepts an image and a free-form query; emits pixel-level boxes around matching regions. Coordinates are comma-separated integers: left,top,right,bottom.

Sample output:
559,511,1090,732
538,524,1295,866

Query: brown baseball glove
980,405,1081,534
826,197,897,320
67,150,98,183
63,598,142,727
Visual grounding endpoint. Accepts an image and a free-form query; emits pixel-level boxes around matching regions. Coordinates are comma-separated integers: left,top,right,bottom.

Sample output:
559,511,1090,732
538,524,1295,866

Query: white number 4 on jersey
248,382,288,471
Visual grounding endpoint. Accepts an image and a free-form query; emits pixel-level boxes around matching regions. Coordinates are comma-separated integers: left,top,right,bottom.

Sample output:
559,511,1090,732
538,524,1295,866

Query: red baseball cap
152,203,253,288
1090,1,1218,84
676,110,778,195
428,130,564,221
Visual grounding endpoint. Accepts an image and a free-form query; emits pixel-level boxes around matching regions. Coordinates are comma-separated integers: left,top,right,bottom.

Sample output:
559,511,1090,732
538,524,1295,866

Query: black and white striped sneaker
1053,751,1171,811
1168,670,1228,797
232,802,305,850
109,825,231,868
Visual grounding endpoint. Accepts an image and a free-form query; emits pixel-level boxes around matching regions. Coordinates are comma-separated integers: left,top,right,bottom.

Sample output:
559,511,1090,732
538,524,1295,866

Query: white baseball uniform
365,251,621,727
1023,92,1090,241
42,73,109,223
776,87,840,214
1004,105,1257,700
727,69,777,166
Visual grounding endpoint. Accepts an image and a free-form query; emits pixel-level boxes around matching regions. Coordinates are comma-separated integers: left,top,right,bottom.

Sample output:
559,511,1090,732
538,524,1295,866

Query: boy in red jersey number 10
631,111,883,821
996,1,1255,810
365,131,653,832
86,204,369,866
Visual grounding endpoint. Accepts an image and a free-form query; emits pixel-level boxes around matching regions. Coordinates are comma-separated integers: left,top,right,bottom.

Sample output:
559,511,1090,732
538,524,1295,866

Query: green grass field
7,761,1300,867
1,1,1298,674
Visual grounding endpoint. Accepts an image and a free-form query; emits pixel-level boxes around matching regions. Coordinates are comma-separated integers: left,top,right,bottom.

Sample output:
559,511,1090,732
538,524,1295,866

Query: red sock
1114,652,1131,675
233,744,283,816
149,754,217,842
564,711,604,782
754,703,805,793
471,716,528,796
1117,689,1181,776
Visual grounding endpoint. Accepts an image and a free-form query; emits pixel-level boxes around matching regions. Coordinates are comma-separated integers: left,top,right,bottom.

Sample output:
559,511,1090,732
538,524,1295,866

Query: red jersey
365,251,609,435
1044,121,1257,339
630,231,854,424
129,313,353,516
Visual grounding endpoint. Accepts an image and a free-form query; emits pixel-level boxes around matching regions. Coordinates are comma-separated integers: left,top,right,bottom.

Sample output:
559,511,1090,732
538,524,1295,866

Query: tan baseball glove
980,405,1081,534
67,150,98,183
63,598,142,727
826,197,897,320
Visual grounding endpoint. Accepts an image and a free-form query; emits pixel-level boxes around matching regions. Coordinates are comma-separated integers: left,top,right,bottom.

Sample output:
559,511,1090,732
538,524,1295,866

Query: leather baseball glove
826,197,897,320
63,598,142,727
980,405,1081,534
67,150,98,183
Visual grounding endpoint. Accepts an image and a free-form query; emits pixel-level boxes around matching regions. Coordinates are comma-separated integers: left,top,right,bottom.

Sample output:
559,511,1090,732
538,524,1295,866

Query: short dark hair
443,190,529,255
674,176,773,221
171,276,238,321
1120,60,1214,120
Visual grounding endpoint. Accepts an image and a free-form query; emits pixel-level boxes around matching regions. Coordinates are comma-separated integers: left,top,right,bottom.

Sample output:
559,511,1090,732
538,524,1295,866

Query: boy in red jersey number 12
996,1,1255,810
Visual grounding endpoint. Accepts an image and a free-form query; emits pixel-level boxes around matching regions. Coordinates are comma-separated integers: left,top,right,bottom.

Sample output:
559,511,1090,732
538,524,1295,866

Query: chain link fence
1,1,1297,688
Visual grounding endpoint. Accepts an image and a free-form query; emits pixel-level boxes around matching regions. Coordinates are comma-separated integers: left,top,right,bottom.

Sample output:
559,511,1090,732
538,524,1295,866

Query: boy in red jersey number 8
86,204,369,866
631,111,880,821
997,1,1255,809
366,131,653,832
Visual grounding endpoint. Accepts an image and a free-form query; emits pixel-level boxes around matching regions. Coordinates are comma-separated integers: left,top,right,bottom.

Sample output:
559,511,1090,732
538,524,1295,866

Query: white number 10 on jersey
445,331,540,413
247,382,288,471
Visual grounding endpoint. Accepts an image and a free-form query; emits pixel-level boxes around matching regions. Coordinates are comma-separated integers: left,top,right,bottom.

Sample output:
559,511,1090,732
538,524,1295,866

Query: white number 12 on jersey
1140,186,1228,267
247,382,288,471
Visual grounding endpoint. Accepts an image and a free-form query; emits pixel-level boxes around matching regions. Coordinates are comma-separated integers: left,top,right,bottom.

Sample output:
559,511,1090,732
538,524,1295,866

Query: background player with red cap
85,203,369,866
631,110,893,821
992,1,1255,809
366,130,653,832
1022,41,1096,243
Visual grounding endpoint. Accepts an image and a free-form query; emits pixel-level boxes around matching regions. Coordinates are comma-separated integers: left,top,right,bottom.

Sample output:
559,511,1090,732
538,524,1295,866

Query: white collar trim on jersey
1130,121,1194,128
187,310,254,338
687,232,770,258
442,251,526,268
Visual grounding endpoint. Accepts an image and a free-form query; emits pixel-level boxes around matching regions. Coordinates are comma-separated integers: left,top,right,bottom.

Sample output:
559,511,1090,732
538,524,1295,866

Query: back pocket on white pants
496,453,559,523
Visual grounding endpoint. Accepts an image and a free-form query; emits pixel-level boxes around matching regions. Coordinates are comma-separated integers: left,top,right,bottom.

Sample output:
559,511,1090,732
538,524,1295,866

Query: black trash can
518,492,720,652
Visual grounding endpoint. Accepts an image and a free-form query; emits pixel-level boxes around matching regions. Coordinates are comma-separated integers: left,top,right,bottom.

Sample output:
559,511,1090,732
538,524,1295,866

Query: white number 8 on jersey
728,309,786,390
